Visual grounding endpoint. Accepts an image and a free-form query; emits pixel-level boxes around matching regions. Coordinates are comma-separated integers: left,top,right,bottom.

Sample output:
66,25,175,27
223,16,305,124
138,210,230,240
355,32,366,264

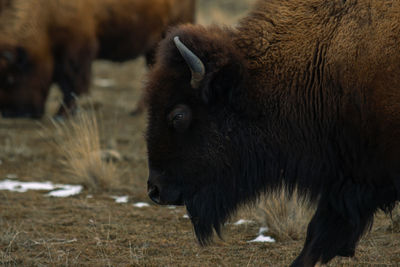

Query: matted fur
145,0,400,266
0,0,196,117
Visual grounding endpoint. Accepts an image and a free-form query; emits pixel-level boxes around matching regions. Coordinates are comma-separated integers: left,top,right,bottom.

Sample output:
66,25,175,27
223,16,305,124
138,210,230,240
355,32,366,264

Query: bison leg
54,39,98,117
290,194,375,267
129,47,156,116
145,47,156,67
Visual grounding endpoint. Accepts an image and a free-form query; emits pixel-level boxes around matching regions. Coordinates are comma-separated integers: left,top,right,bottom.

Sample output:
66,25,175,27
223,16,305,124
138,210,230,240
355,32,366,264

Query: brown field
0,1,399,266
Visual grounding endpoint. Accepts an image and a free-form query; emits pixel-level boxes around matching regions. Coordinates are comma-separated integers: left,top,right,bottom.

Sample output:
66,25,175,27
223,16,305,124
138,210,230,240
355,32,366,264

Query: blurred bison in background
145,0,400,266
0,0,196,118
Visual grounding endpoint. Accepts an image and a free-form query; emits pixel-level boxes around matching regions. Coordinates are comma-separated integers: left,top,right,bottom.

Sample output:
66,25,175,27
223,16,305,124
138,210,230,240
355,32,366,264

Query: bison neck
228,1,379,199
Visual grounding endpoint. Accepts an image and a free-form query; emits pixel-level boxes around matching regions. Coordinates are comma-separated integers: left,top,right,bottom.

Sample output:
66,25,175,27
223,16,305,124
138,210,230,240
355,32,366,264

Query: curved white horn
174,36,205,88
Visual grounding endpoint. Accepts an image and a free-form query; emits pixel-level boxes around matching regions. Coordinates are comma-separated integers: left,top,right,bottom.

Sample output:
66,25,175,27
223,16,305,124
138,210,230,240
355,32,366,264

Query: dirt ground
0,1,399,266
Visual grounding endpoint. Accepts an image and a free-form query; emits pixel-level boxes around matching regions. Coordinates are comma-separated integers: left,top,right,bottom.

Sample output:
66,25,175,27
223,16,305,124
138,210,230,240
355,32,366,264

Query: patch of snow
258,227,269,235
183,214,189,219
86,195,93,199
168,205,176,209
0,179,54,192
111,195,129,203
133,202,150,208
46,185,83,197
0,179,82,197
234,219,254,225
93,78,116,88
248,234,275,243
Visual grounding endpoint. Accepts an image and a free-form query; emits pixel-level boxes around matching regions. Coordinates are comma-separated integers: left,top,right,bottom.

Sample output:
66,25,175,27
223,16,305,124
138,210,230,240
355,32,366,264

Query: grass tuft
51,109,120,192
390,205,400,232
257,189,314,241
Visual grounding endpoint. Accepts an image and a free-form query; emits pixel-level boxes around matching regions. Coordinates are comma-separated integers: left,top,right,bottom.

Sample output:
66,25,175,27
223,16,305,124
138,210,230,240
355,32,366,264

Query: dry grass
50,108,120,192
0,225,22,266
389,205,400,232
0,135,32,161
256,189,314,241
197,0,257,25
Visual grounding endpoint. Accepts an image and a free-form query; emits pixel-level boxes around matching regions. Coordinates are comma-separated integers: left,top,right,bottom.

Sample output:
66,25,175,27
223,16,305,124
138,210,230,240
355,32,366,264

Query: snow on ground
111,195,129,203
248,234,275,243
0,179,54,192
46,185,83,197
0,179,82,197
133,202,150,208
258,226,269,235
233,219,254,225
247,227,275,243
93,78,116,88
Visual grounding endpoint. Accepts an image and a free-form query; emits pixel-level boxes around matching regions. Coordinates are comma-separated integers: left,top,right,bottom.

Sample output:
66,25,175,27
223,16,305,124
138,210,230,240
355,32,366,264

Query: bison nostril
148,183,161,204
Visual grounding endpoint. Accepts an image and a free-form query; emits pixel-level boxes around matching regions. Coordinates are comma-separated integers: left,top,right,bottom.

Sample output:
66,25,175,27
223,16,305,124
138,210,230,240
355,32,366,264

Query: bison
145,0,400,266
0,0,196,118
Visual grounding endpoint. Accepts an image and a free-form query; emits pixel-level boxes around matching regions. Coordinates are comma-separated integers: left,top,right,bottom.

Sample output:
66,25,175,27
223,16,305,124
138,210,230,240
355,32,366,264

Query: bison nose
147,181,161,204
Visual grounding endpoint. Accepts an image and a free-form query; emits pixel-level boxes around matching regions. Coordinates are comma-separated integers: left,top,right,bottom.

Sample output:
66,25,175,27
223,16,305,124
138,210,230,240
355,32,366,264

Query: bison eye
168,104,192,132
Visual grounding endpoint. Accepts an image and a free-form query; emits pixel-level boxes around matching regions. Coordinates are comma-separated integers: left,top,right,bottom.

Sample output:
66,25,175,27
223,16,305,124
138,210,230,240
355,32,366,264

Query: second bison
0,0,196,118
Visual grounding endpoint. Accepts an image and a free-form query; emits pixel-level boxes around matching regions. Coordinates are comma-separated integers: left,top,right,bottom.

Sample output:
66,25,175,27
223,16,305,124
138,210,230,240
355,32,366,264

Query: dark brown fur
145,0,400,266
0,0,11,13
0,0,196,118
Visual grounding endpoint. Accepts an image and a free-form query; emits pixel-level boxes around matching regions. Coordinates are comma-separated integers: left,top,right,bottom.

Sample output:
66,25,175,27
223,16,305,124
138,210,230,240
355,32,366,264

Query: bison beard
184,127,285,246
186,184,229,245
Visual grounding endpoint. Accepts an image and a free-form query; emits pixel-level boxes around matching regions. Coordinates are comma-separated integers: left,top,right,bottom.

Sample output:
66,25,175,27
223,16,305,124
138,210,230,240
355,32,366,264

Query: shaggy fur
0,0,196,118
145,0,400,266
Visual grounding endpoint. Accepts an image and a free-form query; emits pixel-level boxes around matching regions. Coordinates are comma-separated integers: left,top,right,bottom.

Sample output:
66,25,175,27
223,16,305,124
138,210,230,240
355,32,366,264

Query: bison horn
173,36,205,88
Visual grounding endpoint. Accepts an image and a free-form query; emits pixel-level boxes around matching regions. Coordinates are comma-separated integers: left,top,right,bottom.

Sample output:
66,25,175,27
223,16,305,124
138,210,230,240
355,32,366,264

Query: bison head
145,25,267,244
0,43,52,118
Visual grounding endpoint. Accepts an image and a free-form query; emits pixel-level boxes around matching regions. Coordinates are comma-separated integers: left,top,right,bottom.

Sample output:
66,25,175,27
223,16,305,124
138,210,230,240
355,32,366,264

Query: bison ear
200,60,244,106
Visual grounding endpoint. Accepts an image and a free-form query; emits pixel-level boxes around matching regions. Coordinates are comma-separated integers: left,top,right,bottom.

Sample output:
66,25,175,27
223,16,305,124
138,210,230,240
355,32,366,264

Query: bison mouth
147,169,237,246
